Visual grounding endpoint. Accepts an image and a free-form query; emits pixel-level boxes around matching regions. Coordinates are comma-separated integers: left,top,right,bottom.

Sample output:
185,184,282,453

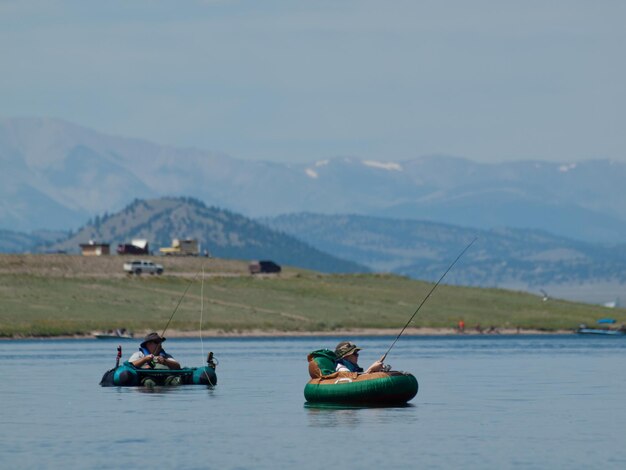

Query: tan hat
140,332,166,348
335,341,362,359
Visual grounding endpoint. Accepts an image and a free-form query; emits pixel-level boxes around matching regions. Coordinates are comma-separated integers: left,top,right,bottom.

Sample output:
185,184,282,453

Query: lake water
1,335,626,469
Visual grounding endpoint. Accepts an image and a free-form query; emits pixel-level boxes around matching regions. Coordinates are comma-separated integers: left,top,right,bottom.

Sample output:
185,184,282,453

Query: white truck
123,259,164,275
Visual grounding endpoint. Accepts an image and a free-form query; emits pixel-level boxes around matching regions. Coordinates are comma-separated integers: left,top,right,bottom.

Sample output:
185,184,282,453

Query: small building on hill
80,241,110,256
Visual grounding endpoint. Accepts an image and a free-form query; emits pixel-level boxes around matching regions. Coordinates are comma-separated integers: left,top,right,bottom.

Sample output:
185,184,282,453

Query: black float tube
381,237,477,362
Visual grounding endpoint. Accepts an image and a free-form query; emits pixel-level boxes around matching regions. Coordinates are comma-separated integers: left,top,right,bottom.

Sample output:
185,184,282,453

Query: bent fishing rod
380,237,477,362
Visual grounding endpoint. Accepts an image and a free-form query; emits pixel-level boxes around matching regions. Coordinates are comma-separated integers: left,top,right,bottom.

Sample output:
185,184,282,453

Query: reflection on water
111,383,217,396
1,335,626,469
304,402,413,410
305,403,416,428
306,406,362,428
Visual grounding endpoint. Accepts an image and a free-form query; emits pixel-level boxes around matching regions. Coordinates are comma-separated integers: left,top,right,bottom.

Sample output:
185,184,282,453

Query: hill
0,229,66,253
1,254,623,338
5,198,625,304
3,117,626,242
263,213,626,303
41,197,367,274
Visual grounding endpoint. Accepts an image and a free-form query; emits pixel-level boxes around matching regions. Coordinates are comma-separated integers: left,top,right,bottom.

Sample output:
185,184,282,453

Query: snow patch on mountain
362,160,403,171
559,163,577,173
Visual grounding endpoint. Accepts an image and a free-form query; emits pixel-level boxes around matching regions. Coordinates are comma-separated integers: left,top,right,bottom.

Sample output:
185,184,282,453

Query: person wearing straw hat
129,332,181,369
128,333,181,386
334,341,384,374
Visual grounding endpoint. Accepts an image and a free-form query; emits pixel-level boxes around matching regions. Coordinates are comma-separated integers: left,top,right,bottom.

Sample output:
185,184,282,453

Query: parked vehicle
117,239,149,255
117,243,149,255
123,260,164,275
159,238,199,256
249,260,281,274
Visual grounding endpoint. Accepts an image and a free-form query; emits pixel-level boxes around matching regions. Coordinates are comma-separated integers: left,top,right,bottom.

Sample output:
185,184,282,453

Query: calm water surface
1,335,625,469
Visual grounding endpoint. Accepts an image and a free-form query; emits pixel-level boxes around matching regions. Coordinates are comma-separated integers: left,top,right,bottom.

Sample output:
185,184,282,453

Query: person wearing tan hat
128,332,181,370
334,341,384,374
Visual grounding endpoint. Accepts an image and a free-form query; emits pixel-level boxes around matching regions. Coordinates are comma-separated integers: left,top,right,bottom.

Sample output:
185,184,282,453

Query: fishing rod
380,237,477,362
160,270,203,339
151,268,204,360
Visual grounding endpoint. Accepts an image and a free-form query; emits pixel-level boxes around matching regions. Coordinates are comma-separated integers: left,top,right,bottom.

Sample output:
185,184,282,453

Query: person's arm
365,355,385,373
130,353,154,368
365,361,383,373
155,355,181,370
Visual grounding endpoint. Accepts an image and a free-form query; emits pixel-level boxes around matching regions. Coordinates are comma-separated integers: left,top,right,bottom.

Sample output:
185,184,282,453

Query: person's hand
155,356,165,364
366,361,384,373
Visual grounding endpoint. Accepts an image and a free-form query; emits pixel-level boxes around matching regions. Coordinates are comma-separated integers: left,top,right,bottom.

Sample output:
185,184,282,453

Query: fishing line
198,266,216,386
381,237,477,362
150,268,204,364
154,266,216,385
159,269,203,339
200,266,205,361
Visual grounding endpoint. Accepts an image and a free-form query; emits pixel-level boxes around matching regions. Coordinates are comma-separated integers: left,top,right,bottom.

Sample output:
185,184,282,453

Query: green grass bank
0,254,623,337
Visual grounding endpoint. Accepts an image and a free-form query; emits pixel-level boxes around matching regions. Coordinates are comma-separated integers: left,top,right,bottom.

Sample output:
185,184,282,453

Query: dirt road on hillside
0,254,268,278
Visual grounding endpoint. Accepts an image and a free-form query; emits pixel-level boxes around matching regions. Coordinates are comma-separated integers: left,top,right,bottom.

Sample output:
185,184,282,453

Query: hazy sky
1,0,624,164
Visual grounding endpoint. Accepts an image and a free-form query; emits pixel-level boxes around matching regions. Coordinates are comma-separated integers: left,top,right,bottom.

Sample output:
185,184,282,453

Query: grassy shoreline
0,327,576,340
1,254,624,338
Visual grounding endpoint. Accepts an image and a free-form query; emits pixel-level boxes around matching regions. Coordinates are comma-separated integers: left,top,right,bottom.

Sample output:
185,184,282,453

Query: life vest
140,346,170,358
336,358,363,373
140,347,172,368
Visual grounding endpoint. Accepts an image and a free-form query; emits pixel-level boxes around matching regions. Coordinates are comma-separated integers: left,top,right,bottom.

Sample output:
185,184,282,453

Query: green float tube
304,349,418,406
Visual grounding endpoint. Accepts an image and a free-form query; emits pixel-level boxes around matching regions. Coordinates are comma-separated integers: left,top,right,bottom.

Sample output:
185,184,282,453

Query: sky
1,0,624,164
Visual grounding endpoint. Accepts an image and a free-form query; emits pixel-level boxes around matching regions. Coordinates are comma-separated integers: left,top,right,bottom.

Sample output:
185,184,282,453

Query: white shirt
128,350,174,363
335,359,362,373
128,350,146,363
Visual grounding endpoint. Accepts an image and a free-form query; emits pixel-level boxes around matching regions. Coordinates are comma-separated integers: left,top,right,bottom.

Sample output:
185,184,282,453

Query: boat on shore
576,319,625,336
93,329,134,340
576,327,625,336
94,333,135,340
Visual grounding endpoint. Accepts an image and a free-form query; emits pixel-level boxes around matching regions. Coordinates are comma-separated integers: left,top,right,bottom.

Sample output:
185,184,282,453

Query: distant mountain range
262,213,626,290
2,197,625,304
0,229,65,254
3,117,626,243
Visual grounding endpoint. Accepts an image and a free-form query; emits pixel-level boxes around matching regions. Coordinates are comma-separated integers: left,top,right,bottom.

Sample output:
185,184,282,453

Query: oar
380,237,477,362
